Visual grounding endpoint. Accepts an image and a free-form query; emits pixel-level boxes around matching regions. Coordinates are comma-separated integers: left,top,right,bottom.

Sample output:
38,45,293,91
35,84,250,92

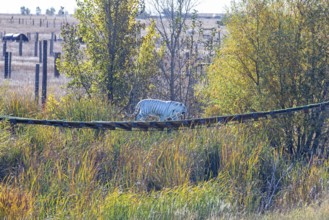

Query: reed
0,91,328,219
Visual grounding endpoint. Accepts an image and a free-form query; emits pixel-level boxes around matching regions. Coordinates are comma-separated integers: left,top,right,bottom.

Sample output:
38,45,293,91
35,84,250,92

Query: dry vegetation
0,14,76,97
0,14,220,99
0,14,328,219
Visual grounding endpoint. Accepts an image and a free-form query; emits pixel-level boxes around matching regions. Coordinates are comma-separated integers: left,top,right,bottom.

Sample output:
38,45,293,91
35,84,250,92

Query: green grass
0,88,329,219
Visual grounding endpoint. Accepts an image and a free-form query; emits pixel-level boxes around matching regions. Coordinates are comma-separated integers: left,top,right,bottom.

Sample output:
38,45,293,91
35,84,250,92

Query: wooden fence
2,37,61,103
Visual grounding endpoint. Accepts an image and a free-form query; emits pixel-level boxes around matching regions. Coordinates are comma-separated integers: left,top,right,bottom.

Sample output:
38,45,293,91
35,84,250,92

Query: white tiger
130,99,187,121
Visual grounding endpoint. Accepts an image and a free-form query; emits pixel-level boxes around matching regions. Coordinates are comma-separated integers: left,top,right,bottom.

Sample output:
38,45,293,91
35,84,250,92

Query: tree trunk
170,50,176,101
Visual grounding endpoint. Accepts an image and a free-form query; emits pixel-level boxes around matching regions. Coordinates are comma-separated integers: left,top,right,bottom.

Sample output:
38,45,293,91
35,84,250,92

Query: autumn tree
149,0,198,101
36,7,41,15
58,6,65,16
59,0,160,107
46,7,56,16
20,6,30,15
126,20,162,111
59,24,95,98
199,0,329,158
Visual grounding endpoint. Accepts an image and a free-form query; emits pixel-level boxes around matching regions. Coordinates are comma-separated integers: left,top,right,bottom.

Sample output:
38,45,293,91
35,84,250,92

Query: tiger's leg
136,113,146,121
171,113,182,121
159,115,168,121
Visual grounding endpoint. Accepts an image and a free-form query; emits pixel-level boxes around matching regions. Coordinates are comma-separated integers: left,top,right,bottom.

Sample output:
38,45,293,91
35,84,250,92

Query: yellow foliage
198,42,261,116
44,94,61,118
0,184,33,219
199,0,328,117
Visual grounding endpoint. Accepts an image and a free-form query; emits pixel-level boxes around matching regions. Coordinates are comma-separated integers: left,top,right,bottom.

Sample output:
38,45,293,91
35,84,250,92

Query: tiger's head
169,102,187,120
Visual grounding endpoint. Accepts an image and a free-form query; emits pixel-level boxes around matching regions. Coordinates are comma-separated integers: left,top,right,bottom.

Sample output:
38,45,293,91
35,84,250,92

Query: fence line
0,100,328,131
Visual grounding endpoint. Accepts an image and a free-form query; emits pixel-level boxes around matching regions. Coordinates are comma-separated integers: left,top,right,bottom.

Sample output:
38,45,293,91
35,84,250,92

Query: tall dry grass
0,85,328,219
0,13,327,219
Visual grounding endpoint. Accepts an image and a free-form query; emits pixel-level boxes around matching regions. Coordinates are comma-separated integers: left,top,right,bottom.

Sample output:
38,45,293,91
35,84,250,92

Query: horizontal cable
0,100,328,131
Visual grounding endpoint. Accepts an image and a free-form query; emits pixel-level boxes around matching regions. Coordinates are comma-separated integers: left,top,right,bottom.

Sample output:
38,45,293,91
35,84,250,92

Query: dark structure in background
2,33,29,42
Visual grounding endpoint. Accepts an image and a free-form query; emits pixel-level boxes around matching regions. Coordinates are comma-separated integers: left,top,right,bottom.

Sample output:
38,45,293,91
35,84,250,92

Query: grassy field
0,14,329,219
0,14,76,100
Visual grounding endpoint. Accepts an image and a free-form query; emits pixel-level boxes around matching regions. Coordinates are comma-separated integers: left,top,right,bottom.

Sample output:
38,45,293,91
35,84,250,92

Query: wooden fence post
54,52,61,78
39,41,42,63
2,41,6,57
8,52,12,78
34,32,39,57
19,35,23,56
4,52,9,78
35,64,40,103
42,40,48,106
50,32,54,56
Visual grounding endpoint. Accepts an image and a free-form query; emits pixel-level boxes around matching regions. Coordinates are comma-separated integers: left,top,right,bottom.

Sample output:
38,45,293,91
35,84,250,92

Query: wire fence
0,100,328,131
